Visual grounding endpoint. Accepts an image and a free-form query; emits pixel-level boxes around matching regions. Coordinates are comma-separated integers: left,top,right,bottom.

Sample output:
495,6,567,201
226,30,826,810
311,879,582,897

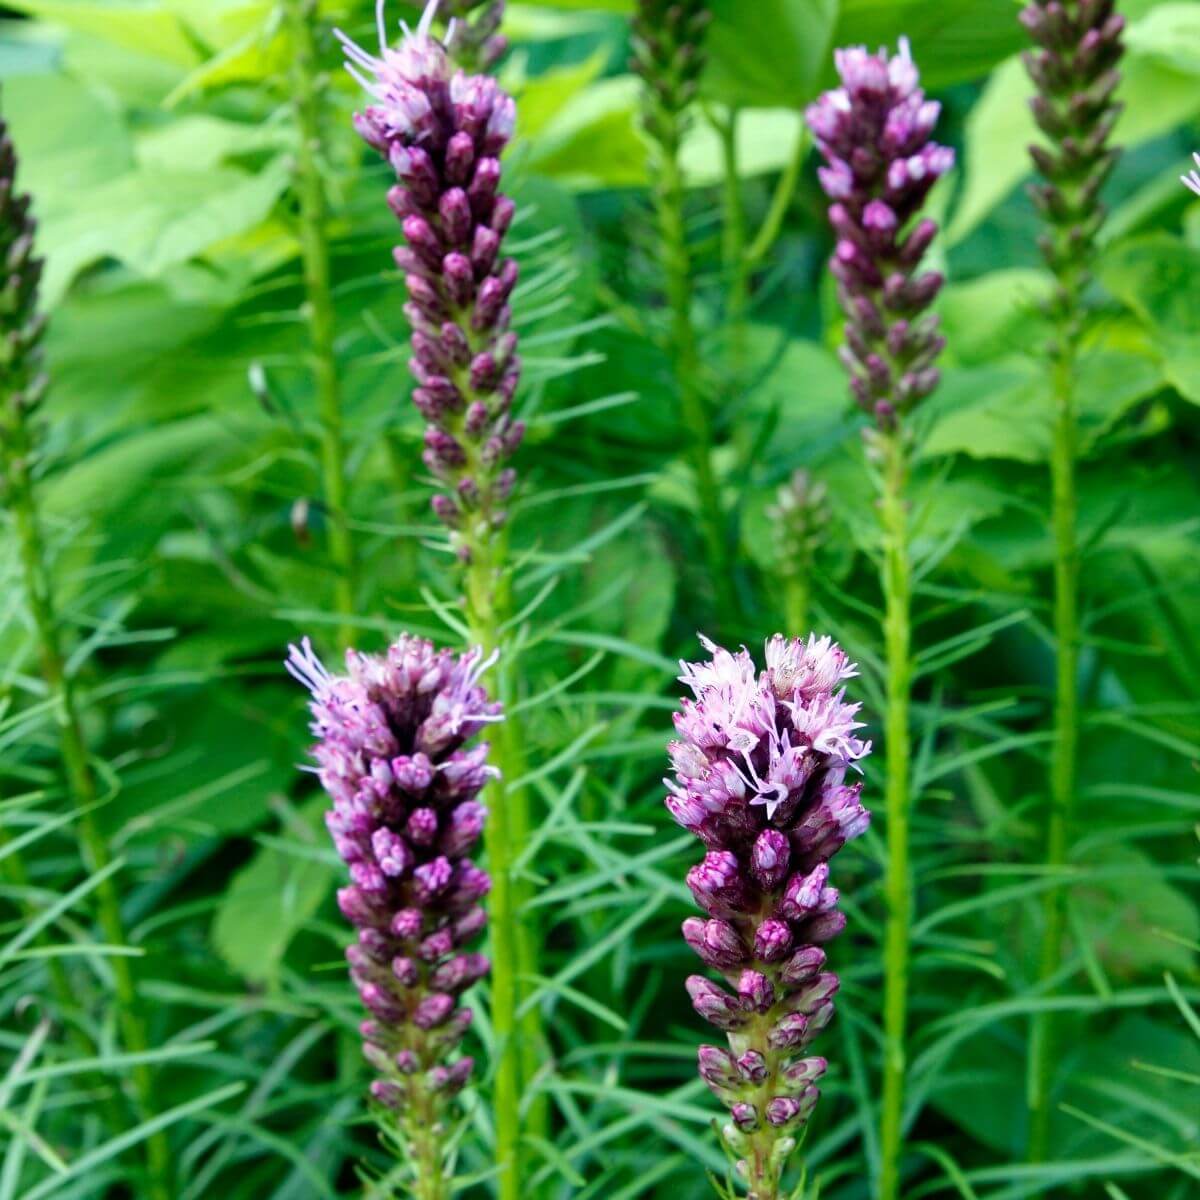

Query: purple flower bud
738,969,775,1014
751,829,790,889
737,1050,768,1084
779,945,827,986
730,1103,759,1131
682,917,746,968
406,807,439,846
414,992,455,1030
754,919,793,963
686,976,748,1032
767,1012,810,1051
781,1056,827,1089
697,1044,740,1091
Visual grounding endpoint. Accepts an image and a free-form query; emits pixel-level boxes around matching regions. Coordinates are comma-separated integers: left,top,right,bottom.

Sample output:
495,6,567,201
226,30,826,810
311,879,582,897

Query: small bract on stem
807,36,953,1200
668,634,871,1199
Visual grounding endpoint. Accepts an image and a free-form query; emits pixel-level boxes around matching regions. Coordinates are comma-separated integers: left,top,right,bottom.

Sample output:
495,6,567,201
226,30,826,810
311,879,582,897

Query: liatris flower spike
0,118,48,500
668,635,871,1197
1183,152,1200,197
807,38,954,429
631,0,712,146
338,1,522,560
288,634,501,1189
1021,0,1124,323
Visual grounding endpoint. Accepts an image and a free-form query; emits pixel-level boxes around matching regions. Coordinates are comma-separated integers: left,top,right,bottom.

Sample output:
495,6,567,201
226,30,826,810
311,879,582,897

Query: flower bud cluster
807,39,953,428
0,119,49,503
769,470,829,584
441,0,508,72
287,634,500,1149
339,1,522,555
667,634,871,1190
631,1,712,154
1021,0,1124,326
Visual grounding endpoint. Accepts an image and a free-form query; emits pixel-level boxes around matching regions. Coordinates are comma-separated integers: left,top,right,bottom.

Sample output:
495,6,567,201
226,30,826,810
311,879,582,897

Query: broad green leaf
211,795,337,987
0,73,135,216
135,116,294,172
3,0,201,66
39,156,292,303
703,0,838,110
1099,233,1200,404
940,268,1052,367
920,339,1164,464
831,0,1026,89
1075,845,1198,978
681,108,807,187
524,75,647,190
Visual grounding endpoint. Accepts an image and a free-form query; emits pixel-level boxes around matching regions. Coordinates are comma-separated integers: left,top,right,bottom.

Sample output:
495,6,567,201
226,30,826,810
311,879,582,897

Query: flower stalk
338,4,534,1190
0,116,171,1200
288,635,499,1199
1019,0,1124,1163
668,635,872,1198
769,471,829,637
631,1,738,629
807,38,952,1200
284,0,357,651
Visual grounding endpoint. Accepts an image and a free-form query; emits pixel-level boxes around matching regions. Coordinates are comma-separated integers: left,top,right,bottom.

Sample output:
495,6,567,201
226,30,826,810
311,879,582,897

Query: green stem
8,465,171,1200
1027,330,1080,1163
717,107,749,376
463,546,524,1200
654,122,737,631
744,121,808,271
286,0,356,652
877,430,913,1200
782,568,809,639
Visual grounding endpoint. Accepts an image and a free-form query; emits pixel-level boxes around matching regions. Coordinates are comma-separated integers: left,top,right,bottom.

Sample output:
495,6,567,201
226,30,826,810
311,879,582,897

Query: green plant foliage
0,1,1197,1198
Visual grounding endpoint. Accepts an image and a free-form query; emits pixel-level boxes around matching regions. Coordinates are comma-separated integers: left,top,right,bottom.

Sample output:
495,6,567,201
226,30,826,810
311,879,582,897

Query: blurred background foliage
0,0,1197,1196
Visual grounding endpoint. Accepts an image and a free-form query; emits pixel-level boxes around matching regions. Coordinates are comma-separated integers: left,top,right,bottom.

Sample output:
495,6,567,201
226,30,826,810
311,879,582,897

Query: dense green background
0,1,1197,1196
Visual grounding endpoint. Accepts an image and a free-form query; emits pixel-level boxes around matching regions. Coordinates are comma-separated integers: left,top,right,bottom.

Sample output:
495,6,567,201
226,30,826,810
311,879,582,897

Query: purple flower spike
668,634,871,1193
288,633,500,1181
807,38,953,428
338,1,522,557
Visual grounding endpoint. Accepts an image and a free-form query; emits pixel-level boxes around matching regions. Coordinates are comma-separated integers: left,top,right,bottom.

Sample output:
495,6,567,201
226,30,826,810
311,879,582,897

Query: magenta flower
287,633,501,1184
338,0,522,556
806,38,953,428
668,635,871,1194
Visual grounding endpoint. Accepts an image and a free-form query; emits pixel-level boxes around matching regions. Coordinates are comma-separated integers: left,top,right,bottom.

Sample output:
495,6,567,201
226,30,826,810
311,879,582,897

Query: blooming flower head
339,0,522,554
667,634,871,1188
1184,153,1200,197
807,38,953,427
287,633,500,1126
